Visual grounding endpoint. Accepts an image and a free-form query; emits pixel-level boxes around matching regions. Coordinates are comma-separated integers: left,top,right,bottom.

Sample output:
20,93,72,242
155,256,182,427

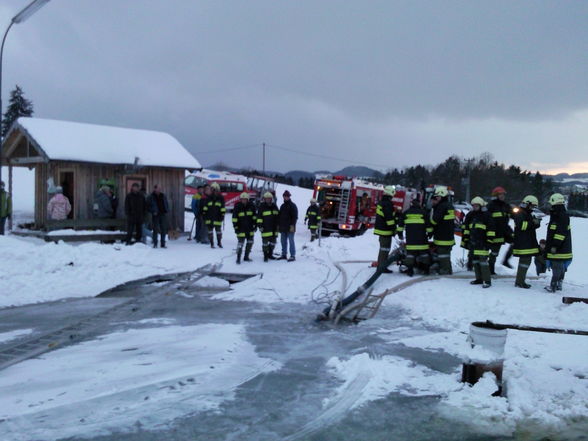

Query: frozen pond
0,272,586,441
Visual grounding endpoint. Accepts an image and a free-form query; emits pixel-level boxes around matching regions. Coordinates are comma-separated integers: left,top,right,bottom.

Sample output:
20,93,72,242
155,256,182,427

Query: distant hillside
551,172,588,181
285,170,315,183
333,166,383,178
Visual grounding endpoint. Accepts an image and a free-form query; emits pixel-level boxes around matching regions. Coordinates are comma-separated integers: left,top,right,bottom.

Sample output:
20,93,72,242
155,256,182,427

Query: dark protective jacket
466,208,495,257
460,210,475,250
512,207,539,256
203,193,226,226
545,205,572,260
431,198,455,246
399,204,431,251
279,200,298,233
125,191,147,222
487,198,512,244
257,201,279,237
305,204,321,230
232,200,257,238
374,195,395,236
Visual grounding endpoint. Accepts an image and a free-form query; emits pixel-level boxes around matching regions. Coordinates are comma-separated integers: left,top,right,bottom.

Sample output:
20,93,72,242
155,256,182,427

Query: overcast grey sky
1,0,587,173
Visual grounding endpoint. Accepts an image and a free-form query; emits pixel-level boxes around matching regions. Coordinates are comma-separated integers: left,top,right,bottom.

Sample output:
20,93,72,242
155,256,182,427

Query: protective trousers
515,255,532,285
436,246,453,275
404,250,431,276
236,235,254,262
208,225,222,248
262,237,276,261
377,236,392,271
488,243,502,274
473,255,491,283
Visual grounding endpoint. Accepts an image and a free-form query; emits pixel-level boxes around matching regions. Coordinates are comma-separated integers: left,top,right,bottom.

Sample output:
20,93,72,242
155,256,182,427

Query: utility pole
262,142,266,174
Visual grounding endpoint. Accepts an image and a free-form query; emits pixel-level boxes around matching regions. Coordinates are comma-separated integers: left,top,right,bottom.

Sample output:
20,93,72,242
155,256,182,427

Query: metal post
0,22,15,186
262,142,266,174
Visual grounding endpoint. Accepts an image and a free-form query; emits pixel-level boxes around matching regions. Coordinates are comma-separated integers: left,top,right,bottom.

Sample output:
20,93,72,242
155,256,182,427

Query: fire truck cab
313,175,384,235
185,169,253,211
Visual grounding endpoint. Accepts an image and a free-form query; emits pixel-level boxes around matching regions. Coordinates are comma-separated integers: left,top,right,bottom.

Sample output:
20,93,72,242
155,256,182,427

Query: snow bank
0,323,280,440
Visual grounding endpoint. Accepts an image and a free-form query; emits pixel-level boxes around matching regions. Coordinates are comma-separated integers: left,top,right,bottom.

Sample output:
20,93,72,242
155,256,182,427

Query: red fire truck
313,175,419,236
184,169,254,211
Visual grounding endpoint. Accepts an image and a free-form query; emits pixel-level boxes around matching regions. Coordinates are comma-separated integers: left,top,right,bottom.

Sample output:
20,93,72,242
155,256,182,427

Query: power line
194,143,261,154
266,143,390,169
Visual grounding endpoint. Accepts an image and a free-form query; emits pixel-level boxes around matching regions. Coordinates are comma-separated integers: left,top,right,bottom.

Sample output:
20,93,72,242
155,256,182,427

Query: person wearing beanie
278,190,298,261
47,186,72,221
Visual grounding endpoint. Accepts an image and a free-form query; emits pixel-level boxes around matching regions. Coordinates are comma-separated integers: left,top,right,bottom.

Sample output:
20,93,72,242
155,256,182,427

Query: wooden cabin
1,117,200,232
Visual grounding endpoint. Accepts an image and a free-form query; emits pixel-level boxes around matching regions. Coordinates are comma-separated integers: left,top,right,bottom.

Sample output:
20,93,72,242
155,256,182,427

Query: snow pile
0,329,33,344
0,323,280,440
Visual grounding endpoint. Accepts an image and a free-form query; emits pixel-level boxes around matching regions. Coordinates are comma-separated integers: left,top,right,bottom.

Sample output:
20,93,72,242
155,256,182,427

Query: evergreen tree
2,85,34,137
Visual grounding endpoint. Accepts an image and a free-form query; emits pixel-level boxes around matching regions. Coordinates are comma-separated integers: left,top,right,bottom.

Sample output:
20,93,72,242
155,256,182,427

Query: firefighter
257,191,280,262
486,186,513,273
399,196,432,277
544,193,572,292
512,195,540,288
305,198,321,241
430,186,455,275
233,192,257,264
374,185,397,273
467,196,494,288
460,208,475,271
203,182,226,248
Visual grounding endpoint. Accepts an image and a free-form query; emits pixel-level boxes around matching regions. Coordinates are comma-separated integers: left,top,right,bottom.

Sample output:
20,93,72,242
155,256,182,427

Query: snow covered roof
10,117,201,169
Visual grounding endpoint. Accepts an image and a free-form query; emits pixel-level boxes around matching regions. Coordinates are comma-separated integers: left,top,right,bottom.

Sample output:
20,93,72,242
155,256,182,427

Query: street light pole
0,0,50,185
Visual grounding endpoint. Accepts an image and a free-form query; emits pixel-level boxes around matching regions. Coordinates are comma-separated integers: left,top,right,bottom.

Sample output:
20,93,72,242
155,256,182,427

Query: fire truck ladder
338,188,351,223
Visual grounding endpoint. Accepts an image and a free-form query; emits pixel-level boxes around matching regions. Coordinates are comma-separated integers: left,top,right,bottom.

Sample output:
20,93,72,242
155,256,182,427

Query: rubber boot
208,232,215,248
236,248,242,264
244,240,253,261
502,245,513,269
515,257,531,288
217,233,223,248
472,261,482,284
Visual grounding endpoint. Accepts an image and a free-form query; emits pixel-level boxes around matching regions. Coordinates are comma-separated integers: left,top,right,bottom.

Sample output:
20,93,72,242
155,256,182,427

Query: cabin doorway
59,171,74,219
125,176,147,195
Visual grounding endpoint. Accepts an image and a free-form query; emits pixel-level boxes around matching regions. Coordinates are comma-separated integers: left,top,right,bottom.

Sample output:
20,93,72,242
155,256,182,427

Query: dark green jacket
399,205,431,251
0,190,11,218
431,199,455,246
512,207,539,256
374,195,395,236
305,204,321,229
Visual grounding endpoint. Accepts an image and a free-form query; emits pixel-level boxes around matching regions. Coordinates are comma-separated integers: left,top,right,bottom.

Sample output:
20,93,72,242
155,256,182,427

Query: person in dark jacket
544,193,573,292
257,192,279,262
191,185,204,241
233,192,257,264
398,196,432,277
305,198,321,242
278,190,298,261
124,183,147,244
197,184,211,243
512,195,540,288
148,185,170,248
0,181,11,235
466,197,494,288
94,185,114,219
202,182,225,248
374,186,397,273
460,209,475,271
430,186,455,275
486,186,513,274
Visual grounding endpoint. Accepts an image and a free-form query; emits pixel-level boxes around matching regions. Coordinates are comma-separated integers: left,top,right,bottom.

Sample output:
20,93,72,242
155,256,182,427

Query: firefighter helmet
471,196,486,206
434,186,449,197
549,193,565,206
522,195,539,206
240,192,249,199
211,182,220,191
384,185,396,196
263,192,273,199
491,186,506,196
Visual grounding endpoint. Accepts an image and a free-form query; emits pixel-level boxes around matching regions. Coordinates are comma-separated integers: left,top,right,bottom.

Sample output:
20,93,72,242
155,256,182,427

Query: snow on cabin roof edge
13,117,201,170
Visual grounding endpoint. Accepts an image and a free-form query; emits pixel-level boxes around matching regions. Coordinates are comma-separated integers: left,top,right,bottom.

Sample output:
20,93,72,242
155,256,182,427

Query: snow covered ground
1,180,587,440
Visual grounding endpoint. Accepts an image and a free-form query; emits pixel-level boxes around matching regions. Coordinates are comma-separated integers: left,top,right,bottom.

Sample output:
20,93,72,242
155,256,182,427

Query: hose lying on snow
316,247,405,322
